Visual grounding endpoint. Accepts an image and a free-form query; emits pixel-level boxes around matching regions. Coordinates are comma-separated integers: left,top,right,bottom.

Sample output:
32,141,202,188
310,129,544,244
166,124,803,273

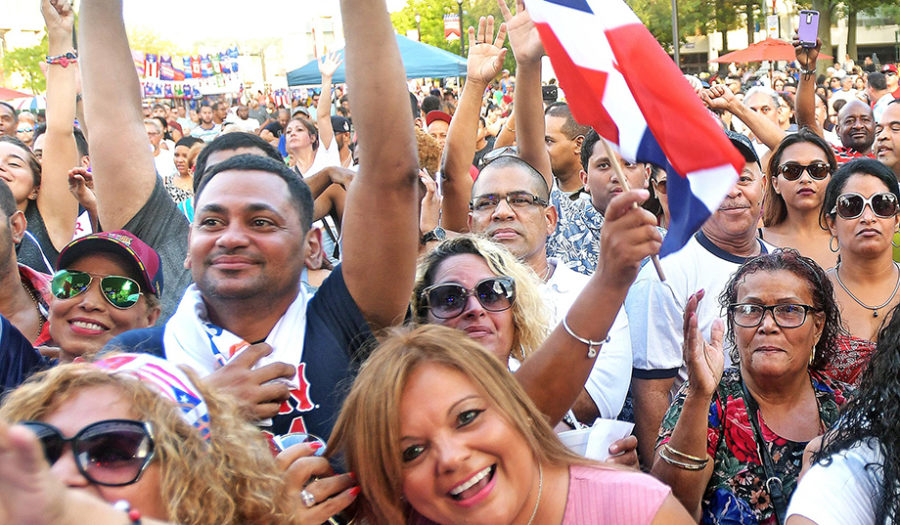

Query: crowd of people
1,0,900,523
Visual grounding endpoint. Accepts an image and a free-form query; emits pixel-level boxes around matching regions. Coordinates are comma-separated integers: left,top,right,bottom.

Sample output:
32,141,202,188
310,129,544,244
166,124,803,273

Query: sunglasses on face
422,276,515,319
653,178,667,195
51,270,144,309
729,303,818,329
17,127,34,133
831,192,899,220
778,162,830,181
23,419,155,487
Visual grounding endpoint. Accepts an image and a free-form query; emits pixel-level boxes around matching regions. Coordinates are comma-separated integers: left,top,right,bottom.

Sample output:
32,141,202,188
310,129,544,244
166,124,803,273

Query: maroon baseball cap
57,230,163,297
425,110,452,127
883,64,898,74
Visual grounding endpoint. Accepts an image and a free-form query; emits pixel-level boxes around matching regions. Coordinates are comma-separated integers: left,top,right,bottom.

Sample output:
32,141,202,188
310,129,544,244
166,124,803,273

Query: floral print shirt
545,188,602,276
658,368,848,525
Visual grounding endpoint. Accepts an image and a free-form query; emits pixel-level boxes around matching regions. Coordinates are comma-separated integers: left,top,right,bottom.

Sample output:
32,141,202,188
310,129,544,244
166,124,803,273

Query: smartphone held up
798,10,819,48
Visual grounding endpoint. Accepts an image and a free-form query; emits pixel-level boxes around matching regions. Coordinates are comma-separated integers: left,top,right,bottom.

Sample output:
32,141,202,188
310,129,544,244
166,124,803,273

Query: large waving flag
528,0,744,257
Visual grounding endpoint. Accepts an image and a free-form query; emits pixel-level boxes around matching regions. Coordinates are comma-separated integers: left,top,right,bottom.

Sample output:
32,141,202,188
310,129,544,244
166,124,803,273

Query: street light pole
415,13,421,42
457,0,465,57
671,0,679,69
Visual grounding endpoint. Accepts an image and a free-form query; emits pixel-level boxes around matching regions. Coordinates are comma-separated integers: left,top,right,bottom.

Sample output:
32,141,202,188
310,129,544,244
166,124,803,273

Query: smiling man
876,100,900,179
625,130,775,469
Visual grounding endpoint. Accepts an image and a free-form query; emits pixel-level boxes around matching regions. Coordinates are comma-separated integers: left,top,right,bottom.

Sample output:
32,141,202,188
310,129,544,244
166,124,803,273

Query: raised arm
441,16,508,232
515,190,662,424
316,52,342,151
339,0,420,330
499,0,552,187
38,0,80,248
793,36,824,137
78,0,158,230
701,85,786,150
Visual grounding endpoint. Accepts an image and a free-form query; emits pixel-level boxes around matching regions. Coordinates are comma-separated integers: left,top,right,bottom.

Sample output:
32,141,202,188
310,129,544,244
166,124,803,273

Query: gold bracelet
664,443,708,463
658,444,709,471
504,123,516,133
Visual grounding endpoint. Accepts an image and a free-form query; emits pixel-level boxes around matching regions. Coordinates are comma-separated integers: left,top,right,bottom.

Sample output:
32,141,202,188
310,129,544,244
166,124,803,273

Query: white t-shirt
625,232,774,393
787,440,891,525
154,147,178,180
541,258,632,419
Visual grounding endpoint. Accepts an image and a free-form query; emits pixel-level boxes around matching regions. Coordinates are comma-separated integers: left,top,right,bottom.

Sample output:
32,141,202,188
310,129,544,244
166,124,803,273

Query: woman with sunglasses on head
760,128,838,270
328,324,693,525
820,158,900,386
0,353,306,525
653,249,848,525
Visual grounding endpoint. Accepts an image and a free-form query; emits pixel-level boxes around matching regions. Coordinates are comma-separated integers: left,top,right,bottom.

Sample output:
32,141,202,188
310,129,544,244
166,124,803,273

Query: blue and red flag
528,0,744,257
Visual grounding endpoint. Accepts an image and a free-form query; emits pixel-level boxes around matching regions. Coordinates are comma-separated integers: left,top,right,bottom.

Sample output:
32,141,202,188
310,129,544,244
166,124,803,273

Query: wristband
800,68,816,76
46,51,77,68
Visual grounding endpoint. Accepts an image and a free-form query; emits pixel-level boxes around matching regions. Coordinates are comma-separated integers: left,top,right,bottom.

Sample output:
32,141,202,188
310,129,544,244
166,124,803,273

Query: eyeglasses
831,192,899,220
653,178,668,195
51,270,144,309
778,162,830,181
23,419,155,487
481,146,518,165
17,127,34,133
729,303,819,329
421,276,515,319
470,192,548,213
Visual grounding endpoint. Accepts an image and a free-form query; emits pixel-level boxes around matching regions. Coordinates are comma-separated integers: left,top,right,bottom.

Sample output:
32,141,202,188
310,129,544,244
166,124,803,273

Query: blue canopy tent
286,34,467,86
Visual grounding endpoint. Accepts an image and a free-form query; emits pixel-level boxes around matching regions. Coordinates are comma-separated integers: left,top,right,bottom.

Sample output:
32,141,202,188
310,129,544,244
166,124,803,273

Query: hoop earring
809,346,816,366
829,235,839,253
893,231,900,249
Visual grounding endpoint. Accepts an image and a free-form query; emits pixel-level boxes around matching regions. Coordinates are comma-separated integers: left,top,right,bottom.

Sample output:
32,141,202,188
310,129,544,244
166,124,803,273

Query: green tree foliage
2,40,47,95
391,0,515,74
627,0,749,53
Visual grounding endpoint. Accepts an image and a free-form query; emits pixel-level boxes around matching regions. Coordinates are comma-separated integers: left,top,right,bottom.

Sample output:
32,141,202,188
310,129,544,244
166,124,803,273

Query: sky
121,0,408,47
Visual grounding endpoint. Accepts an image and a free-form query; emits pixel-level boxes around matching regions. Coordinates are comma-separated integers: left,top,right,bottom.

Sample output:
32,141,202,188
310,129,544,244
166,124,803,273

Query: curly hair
820,158,900,230
813,304,900,524
327,324,596,525
0,363,295,525
718,248,842,370
763,127,837,227
415,127,441,175
411,235,549,361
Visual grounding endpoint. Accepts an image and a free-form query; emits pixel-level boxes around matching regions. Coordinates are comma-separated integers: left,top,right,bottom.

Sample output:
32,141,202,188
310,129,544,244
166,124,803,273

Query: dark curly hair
718,248,842,370
820,157,900,229
813,304,900,524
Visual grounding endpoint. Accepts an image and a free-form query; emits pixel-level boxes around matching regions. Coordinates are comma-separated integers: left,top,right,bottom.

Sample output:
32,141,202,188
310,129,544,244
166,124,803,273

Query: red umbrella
0,87,31,100
711,38,832,63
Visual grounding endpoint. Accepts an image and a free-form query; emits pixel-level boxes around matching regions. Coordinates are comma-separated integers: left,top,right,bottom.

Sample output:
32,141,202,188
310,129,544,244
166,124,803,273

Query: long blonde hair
0,363,295,525
328,324,592,525
411,235,549,361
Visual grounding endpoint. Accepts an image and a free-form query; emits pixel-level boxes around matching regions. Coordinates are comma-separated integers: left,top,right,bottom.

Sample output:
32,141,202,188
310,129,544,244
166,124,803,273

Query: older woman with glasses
652,249,848,525
760,128,838,270
0,353,300,525
821,158,900,386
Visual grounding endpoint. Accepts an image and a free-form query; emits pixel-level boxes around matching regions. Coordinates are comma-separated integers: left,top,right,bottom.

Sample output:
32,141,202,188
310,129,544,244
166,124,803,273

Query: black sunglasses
832,192,899,220
778,162,830,181
51,270,144,309
23,419,155,487
422,276,515,319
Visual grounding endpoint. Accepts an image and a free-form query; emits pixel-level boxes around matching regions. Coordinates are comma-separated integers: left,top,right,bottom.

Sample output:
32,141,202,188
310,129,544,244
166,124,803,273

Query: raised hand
318,51,343,79
682,290,725,398
597,189,663,289
466,16,508,85
792,32,821,71
276,442,358,525
41,0,75,35
497,0,544,64
700,85,737,112
419,169,442,235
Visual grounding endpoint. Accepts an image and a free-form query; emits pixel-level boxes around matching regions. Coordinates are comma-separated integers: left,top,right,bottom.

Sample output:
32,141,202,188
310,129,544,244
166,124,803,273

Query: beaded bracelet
46,51,77,68
561,315,610,358
113,500,142,525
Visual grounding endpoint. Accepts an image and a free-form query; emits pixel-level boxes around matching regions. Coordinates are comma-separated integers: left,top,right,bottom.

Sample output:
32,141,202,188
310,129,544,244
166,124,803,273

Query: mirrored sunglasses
51,270,144,309
422,276,515,319
832,192,899,220
23,419,155,487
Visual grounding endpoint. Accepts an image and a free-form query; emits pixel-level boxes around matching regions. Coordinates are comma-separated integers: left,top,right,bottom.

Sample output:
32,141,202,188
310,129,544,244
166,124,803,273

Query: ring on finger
300,489,316,508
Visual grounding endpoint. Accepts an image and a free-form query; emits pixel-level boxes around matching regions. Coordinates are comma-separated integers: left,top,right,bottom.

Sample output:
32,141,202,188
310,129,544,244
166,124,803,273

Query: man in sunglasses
105,0,422,441
626,130,776,469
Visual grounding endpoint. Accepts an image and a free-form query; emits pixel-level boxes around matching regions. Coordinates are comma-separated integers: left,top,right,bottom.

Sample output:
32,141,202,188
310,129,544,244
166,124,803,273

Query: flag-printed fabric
132,50,145,77
94,353,211,442
159,55,175,81
144,53,158,78
528,0,744,257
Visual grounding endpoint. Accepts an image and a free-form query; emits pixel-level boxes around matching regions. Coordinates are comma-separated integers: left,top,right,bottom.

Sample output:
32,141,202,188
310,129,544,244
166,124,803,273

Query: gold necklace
21,281,45,340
